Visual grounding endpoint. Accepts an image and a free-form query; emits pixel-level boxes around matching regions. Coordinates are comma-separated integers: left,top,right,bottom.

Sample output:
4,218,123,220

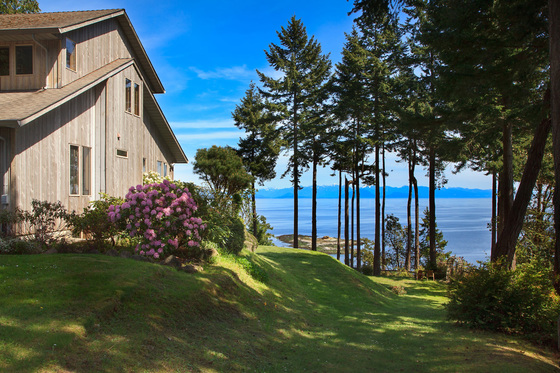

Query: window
66,38,76,71
116,149,128,158
70,145,92,196
164,163,168,177
134,83,140,115
69,145,79,195
157,161,162,175
142,158,146,173
125,79,132,113
15,45,32,75
82,147,91,195
0,47,8,76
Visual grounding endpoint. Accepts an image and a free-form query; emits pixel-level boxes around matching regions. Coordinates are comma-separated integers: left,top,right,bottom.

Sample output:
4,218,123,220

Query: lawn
0,246,558,372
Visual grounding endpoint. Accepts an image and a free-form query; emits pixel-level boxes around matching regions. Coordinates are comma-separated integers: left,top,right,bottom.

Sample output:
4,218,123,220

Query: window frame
125,78,132,113
134,82,140,116
15,45,33,75
66,37,77,72
69,145,80,196
82,146,91,196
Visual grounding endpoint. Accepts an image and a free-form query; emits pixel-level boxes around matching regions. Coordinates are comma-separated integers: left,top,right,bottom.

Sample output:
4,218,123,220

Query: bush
0,238,42,254
236,256,269,283
446,261,560,344
225,216,245,255
20,200,73,248
109,180,205,259
71,193,125,248
0,209,20,238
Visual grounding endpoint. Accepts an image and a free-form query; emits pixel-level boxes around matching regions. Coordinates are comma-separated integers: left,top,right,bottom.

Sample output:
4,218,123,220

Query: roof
0,10,164,94
0,58,133,125
0,59,188,164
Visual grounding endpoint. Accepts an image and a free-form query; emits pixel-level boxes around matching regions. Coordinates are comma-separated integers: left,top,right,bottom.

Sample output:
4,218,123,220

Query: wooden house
0,9,187,214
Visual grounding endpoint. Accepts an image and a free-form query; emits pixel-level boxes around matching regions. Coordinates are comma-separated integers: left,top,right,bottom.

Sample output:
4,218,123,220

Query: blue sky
41,0,492,190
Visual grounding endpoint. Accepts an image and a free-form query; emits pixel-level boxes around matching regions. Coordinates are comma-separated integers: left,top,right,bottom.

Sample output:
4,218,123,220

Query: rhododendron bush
108,180,205,259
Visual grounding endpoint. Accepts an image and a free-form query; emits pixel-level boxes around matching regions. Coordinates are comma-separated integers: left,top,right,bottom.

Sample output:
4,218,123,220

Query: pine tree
0,0,39,14
233,82,281,237
257,16,331,249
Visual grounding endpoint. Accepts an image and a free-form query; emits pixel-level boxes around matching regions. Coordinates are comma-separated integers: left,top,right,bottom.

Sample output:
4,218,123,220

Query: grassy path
0,246,558,372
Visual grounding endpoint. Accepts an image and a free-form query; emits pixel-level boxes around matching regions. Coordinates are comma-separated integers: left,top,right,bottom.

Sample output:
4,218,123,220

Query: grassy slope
0,247,558,372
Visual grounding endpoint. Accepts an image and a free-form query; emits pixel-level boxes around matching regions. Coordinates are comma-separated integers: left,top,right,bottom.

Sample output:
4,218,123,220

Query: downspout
31,34,48,89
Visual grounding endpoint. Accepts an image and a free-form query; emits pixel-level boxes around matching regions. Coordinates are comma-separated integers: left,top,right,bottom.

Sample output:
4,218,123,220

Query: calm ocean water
256,198,492,264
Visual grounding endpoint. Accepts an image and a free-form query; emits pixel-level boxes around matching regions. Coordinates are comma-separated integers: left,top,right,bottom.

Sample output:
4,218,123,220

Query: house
0,9,187,214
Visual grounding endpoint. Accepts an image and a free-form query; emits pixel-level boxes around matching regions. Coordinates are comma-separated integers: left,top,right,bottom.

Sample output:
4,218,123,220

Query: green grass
0,247,558,372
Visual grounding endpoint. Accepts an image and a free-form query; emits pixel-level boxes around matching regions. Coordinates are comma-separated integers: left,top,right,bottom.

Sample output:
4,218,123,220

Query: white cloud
176,131,242,141
170,119,235,129
189,65,255,81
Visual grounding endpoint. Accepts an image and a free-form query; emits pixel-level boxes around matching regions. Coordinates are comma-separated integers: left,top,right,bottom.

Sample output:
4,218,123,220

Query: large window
69,145,79,195
0,47,8,76
125,79,132,113
134,83,140,115
70,145,91,196
66,38,76,71
15,45,32,75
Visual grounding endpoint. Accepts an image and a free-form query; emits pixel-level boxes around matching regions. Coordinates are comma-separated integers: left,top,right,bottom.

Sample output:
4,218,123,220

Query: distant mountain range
256,185,492,199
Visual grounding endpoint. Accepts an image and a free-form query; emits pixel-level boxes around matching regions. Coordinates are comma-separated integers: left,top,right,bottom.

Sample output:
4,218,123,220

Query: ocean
256,198,492,264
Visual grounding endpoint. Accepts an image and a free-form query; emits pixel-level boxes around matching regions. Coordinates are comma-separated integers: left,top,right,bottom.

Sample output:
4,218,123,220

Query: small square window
0,47,9,76
116,149,128,158
15,45,33,75
134,83,140,115
66,38,76,71
125,79,132,113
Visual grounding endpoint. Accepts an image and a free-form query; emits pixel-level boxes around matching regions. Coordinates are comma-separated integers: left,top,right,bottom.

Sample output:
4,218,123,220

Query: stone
120,251,132,259
163,255,182,269
131,254,149,262
44,248,58,254
244,228,258,253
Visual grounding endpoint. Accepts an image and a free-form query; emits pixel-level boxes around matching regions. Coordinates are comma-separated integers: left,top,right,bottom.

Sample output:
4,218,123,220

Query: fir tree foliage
0,0,39,14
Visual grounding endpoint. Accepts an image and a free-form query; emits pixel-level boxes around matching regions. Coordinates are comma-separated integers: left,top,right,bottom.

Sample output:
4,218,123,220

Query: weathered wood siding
104,66,175,198
10,89,96,213
62,19,136,87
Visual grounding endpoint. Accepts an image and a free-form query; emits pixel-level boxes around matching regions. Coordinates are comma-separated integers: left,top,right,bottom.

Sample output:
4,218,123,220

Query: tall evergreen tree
233,82,281,237
257,16,331,249
0,0,39,14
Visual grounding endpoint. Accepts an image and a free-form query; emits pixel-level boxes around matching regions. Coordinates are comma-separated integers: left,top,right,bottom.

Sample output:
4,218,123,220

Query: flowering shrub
108,180,205,259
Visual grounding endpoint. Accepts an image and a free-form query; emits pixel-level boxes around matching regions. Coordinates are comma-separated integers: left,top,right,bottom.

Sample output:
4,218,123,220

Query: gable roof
0,9,164,94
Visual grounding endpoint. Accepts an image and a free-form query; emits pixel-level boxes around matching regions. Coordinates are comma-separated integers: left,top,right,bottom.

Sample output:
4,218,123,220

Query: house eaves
143,88,188,164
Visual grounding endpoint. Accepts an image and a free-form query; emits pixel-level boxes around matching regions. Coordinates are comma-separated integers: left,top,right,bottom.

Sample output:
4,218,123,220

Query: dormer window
15,45,32,75
66,38,76,71
0,47,8,76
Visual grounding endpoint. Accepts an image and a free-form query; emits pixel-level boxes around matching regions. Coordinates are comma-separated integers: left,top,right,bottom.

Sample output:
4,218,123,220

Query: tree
257,16,331,249
192,146,253,214
0,0,39,14
419,207,449,269
385,214,407,270
233,82,280,237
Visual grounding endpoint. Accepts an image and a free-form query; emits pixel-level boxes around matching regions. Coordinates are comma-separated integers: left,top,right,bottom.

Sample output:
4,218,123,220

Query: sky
40,0,492,190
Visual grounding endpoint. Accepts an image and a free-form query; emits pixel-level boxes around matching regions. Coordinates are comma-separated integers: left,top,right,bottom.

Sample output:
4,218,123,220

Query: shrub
109,180,205,259
390,285,407,295
0,208,20,238
71,193,125,247
20,200,73,248
446,261,560,344
0,238,42,254
225,216,245,255
236,256,269,283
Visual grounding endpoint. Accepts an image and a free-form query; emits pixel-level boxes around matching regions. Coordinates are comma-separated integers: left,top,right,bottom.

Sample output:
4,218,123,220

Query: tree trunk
357,164,361,271
413,172,420,271
494,117,552,267
374,141,381,276
428,146,437,269
550,0,560,295
345,177,350,266
293,99,299,249
252,180,257,238
406,151,413,272
337,170,342,261
491,171,497,257
382,140,386,271
312,152,318,251
351,176,355,268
